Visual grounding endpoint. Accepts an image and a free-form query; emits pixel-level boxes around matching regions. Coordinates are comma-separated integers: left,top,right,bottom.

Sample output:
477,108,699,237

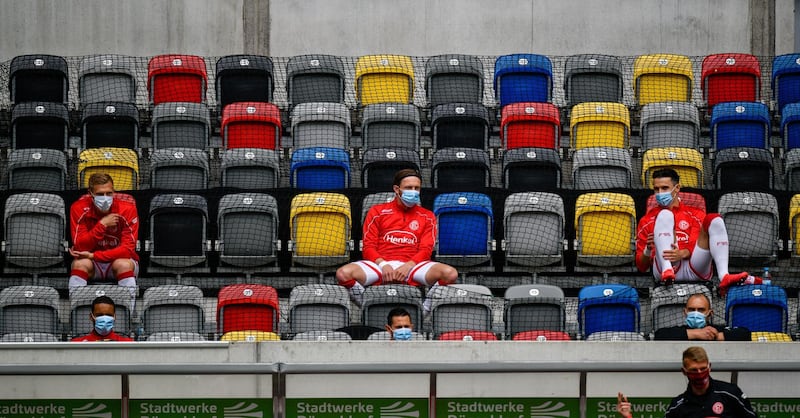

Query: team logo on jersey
712,401,724,414
409,220,419,231
678,220,690,230
99,235,120,248
675,231,689,243
380,208,394,214
383,230,417,246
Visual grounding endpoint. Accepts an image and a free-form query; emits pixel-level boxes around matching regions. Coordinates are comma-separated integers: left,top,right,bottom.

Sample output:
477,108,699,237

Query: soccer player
385,307,415,341
653,293,750,341
71,296,133,342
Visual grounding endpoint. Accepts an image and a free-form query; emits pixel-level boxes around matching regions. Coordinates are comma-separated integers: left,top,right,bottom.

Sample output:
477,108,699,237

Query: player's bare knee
110,258,133,274
335,265,352,285
439,265,459,285
71,258,93,272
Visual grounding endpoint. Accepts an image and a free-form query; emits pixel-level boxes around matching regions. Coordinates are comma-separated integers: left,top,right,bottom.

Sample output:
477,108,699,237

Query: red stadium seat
217,284,279,334
512,330,571,341
702,53,761,114
221,102,282,150
437,330,498,341
500,102,560,150
148,54,208,105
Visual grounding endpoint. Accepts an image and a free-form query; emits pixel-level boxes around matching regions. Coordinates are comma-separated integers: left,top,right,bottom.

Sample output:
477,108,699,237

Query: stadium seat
361,192,396,224
7,149,67,191
771,53,800,114
585,331,645,341
151,102,211,150
571,147,632,190
221,102,282,150
780,103,800,151
569,102,630,150
502,147,561,190
710,101,770,151
645,192,706,212
431,103,491,151
701,53,761,114
361,103,421,151
578,284,640,338
502,192,565,268
0,333,60,343
78,54,137,105
288,193,352,269
639,102,700,151
367,330,425,341
149,148,209,190
437,330,497,341
355,54,414,106
145,194,210,271
725,284,788,333
293,331,352,341
361,148,421,190
790,194,800,257
713,147,773,190
220,331,281,342
428,284,494,338
9,54,68,104
220,148,280,189
494,54,553,108
288,284,350,334
290,147,351,190
217,284,279,335
633,53,693,106
500,102,560,151
141,285,205,336
574,192,636,267
146,332,206,342
69,285,135,338
216,193,280,270
215,54,274,109
641,147,704,189
564,54,624,107
0,286,60,336
650,284,712,335
11,102,69,150
147,54,207,105
286,54,346,107
718,192,779,265
81,102,140,149
77,147,140,191
2,193,66,271
360,285,424,330
290,102,351,150
784,150,800,191
431,148,490,190
512,330,571,341
503,284,565,339
425,54,484,107
433,192,494,267
751,331,793,342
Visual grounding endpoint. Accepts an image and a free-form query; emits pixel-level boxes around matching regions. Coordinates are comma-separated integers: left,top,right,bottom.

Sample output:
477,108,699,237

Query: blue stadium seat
772,54,800,114
433,192,494,267
725,285,788,333
781,103,800,151
290,147,351,190
578,284,640,339
710,101,770,151
494,54,552,108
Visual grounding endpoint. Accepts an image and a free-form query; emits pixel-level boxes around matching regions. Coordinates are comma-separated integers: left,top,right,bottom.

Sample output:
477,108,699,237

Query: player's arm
361,206,384,263
635,223,653,273
410,214,435,264
93,206,139,262
70,204,105,251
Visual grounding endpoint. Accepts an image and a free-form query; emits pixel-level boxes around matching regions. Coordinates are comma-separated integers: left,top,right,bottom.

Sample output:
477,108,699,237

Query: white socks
653,210,676,272
706,216,731,277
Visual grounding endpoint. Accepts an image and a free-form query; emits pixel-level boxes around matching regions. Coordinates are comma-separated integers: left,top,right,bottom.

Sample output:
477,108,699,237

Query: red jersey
635,200,706,272
70,194,140,262
71,330,133,342
362,198,437,264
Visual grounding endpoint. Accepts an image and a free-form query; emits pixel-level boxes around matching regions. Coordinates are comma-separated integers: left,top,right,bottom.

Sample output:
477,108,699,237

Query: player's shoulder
712,378,744,395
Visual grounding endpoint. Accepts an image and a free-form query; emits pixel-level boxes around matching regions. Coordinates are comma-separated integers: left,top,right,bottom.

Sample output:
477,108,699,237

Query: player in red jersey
71,295,133,342
336,169,458,305
636,169,764,293
68,173,139,292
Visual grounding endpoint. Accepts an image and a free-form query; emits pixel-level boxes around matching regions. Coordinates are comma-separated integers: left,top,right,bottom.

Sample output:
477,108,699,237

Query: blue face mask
655,186,676,207
393,327,413,341
685,311,707,329
94,315,115,336
399,190,420,207
93,195,113,212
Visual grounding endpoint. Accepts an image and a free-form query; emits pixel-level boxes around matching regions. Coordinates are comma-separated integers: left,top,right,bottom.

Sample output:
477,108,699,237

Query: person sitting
71,296,133,342
654,293,750,341
385,307,415,341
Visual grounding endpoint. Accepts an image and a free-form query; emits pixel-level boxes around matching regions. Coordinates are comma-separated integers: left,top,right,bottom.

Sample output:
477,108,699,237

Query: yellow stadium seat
641,147,704,188
789,194,800,257
220,331,281,342
751,331,793,342
569,102,630,150
77,147,139,191
633,54,694,106
355,54,414,106
574,192,636,267
289,192,352,268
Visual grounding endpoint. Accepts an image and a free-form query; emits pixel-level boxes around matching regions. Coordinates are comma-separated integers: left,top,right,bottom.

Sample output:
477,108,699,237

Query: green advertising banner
751,398,800,418
437,397,579,418
286,398,428,418
0,399,121,418
129,398,271,418
588,397,800,418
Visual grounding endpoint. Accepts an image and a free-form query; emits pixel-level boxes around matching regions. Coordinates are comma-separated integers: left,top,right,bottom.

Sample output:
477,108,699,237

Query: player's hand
69,248,93,260
617,392,632,418
100,213,120,228
662,245,688,262
391,262,414,284
687,326,718,340
381,263,401,283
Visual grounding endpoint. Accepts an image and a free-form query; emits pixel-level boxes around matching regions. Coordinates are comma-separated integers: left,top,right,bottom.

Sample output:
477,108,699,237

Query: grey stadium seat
220,148,281,189
564,54,624,107
502,147,561,190
7,148,67,191
145,194,210,271
292,330,353,341
361,103,421,151
719,192,780,265
361,285,424,330
428,284,494,338
69,285,136,338
149,148,209,190
290,102,351,150
425,54,484,107
146,332,207,342
572,147,632,190
215,54,274,109
361,148,421,190
431,147,491,190
80,102,140,149
216,193,280,271
639,102,700,151
431,103,490,151
141,285,205,336
2,193,66,271
11,102,69,151
0,286,60,336
504,284,566,339
288,284,350,334
10,54,69,104
151,102,210,150
78,54,137,104
286,54,346,108
502,192,565,268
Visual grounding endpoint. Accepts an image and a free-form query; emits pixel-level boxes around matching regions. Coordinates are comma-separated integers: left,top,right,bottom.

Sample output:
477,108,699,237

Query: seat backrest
633,53,693,106
639,101,700,151
711,101,771,150
10,54,69,104
81,102,140,149
718,192,779,260
424,54,484,107
564,54,623,106
0,332,60,342
361,149,421,190
217,284,279,334
512,330,571,341
361,285,424,329
726,285,788,333
437,330,497,341
650,284,712,333
641,147,704,189
146,331,207,342
3,193,65,268
288,284,350,334
289,193,351,260
292,330,352,341
574,192,636,259
360,192,397,225
428,284,494,337
502,147,561,190
220,331,280,342
69,285,135,338
701,53,761,113
217,193,279,267
502,192,564,267
287,54,346,107
781,103,800,151
148,194,208,266
77,147,140,191
220,148,280,189
11,102,69,151
0,286,60,335
149,148,209,190
494,54,553,107
7,148,67,191
569,102,630,150
367,330,426,341
713,147,774,190
431,103,490,151
500,102,560,150
151,102,210,150
585,331,646,341
142,285,205,335
504,284,565,337
290,147,351,190
221,101,282,150
578,284,640,337
431,148,490,189
78,54,137,104
572,146,632,190
355,54,415,106
147,54,207,105
290,102,351,150
361,103,421,151
433,192,494,258
772,53,800,113
215,54,274,109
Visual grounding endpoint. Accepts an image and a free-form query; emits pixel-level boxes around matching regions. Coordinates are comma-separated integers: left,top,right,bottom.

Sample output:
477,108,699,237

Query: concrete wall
0,0,793,61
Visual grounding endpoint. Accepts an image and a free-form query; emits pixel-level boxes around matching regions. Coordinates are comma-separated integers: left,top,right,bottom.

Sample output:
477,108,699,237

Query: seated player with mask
385,307,415,341
71,296,133,342
654,293,750,341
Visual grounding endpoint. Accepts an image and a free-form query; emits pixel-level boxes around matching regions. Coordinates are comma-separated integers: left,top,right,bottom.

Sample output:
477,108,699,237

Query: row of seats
7,53,800,112
0,190,788,275
0,282,793,342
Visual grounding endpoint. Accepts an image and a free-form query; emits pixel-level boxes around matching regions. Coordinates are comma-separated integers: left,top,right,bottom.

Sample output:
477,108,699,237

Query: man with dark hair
617,346,755,417
654,293,750,341
385,307,414,341
336,169,458,305
636,168,765,293
71,295,133,342
69,173,139,292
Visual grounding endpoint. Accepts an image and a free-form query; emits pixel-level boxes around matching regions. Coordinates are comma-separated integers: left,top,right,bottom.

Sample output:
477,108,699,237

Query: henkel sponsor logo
384,231,418,246
99,235,120,248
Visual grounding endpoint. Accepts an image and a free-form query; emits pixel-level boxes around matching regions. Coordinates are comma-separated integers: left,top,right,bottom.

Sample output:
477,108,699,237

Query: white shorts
92,259,139,281
654,244,713,282
353,260,438,286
